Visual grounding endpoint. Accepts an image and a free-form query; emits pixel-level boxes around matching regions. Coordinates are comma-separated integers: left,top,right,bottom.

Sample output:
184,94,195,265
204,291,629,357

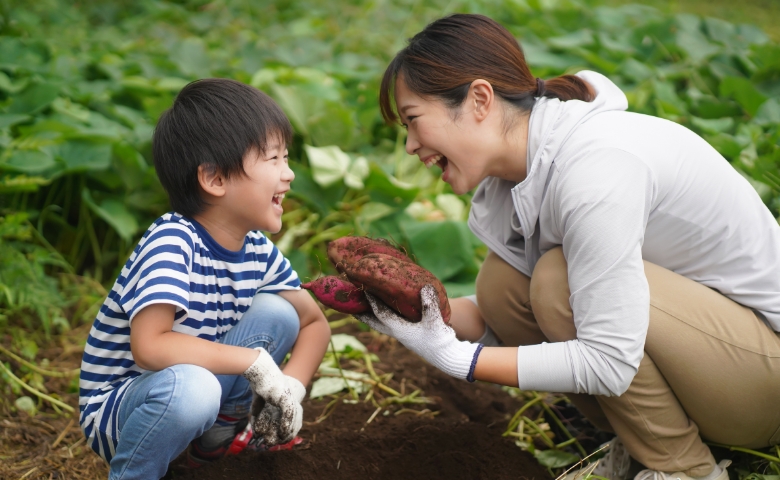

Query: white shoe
560,438,631,480
633,460,732,480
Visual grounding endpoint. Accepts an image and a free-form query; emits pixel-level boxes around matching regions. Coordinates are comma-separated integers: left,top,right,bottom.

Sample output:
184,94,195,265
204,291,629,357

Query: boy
78,78,331,479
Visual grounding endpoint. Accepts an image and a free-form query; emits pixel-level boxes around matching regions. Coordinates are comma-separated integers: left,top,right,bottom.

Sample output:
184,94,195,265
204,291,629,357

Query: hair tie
535,78,546,97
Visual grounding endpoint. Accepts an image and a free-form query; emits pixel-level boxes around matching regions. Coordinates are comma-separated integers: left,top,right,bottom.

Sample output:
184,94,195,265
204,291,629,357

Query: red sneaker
187,420,303,468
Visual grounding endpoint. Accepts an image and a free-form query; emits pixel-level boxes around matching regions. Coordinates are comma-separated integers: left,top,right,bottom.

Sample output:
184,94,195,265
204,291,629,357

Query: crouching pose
78,79,331,480
359,13,780,480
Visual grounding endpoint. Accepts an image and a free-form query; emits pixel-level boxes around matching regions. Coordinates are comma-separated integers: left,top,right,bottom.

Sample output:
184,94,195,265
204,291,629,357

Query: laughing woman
356,13,780,480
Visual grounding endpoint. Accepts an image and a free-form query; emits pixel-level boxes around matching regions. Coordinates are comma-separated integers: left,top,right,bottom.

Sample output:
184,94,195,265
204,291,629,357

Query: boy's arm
277,289,331,386
130,303,258,373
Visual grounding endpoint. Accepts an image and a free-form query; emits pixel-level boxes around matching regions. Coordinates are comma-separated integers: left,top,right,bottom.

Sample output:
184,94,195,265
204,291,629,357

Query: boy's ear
197,164,227,198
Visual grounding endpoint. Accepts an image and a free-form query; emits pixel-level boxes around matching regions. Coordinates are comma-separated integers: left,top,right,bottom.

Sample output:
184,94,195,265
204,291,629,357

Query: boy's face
223,140,294,234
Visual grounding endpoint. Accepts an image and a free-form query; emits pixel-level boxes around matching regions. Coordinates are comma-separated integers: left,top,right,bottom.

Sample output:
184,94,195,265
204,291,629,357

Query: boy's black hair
152,78,293,217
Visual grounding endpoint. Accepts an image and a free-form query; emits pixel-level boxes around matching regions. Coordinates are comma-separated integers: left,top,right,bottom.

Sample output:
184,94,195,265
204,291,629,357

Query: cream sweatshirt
468,71,780,396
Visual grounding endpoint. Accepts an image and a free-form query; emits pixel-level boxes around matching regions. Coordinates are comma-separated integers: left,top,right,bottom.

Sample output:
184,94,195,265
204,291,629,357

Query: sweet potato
343,253,451,323
327,236,410,273
301,275,370,314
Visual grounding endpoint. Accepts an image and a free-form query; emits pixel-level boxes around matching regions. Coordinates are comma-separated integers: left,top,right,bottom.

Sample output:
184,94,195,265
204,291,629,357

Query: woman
357,13,780,480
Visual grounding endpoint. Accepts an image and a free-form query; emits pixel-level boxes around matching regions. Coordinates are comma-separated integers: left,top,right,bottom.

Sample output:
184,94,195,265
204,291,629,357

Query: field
1,0,780,478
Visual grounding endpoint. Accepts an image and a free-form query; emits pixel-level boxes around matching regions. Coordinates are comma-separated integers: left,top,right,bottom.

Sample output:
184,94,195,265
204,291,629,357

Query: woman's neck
487,112,530,184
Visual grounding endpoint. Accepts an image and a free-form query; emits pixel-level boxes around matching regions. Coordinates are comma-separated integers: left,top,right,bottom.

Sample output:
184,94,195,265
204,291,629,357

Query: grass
604,0,780,41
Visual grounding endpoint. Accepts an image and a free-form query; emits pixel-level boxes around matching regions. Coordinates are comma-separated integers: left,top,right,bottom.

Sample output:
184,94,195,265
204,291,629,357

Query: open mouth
423,154,448,173
272,192,285,206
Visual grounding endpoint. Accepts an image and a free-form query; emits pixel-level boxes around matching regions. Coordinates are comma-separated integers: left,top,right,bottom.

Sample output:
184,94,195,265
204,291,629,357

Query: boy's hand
250,375,306,445
242,348,303,445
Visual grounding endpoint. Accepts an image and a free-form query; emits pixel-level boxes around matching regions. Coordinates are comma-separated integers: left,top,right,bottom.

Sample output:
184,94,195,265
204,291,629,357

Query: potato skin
327,236,410,274
301,275,370,314
344,253,451,323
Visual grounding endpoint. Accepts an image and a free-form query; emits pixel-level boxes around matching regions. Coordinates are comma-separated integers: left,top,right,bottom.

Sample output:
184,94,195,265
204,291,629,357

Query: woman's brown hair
379,14,594,124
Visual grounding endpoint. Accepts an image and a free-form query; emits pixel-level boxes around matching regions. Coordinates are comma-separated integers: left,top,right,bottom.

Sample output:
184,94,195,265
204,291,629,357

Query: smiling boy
78,79,330,480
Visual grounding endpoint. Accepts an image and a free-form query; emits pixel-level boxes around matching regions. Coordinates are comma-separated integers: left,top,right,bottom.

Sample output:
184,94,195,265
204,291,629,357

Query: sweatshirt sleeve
516,148,653,396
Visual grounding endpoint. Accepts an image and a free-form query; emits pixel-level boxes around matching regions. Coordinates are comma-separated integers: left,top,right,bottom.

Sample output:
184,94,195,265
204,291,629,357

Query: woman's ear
469,79,495,122
197,164,227,198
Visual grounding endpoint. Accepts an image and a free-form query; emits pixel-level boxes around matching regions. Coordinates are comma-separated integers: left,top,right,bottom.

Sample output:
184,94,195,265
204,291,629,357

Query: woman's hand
356,285,483,381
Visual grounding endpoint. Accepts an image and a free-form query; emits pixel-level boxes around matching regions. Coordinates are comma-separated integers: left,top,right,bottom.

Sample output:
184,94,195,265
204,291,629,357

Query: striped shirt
78,213,300,462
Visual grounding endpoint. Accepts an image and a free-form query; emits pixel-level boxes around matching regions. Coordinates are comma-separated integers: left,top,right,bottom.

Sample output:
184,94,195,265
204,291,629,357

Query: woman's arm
447,296,487,341
130,303,258,373
473,346,519,387
278,289,331,386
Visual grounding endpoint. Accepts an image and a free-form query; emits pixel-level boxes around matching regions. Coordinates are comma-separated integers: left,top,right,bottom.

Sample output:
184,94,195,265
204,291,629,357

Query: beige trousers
476,248,780,476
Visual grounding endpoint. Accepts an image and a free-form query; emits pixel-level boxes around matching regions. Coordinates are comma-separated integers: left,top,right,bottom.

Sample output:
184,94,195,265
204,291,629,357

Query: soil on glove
170,325,553,480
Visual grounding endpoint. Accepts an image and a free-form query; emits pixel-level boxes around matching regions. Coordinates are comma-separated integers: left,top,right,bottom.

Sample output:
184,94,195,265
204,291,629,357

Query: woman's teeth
424,154,444,169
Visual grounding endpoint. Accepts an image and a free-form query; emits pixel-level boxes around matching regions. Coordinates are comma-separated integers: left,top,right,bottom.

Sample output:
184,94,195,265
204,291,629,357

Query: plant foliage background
1,0,780,472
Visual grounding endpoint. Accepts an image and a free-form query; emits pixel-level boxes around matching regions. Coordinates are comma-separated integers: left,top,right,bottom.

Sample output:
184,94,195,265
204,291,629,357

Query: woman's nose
405,131,421,156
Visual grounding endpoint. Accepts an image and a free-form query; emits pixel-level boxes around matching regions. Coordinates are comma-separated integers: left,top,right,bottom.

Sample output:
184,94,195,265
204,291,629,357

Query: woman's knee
160,365,221,432
530,247,577,342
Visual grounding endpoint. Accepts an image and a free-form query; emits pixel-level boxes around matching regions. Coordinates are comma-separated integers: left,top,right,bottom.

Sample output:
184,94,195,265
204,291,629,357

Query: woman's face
394,78,495,195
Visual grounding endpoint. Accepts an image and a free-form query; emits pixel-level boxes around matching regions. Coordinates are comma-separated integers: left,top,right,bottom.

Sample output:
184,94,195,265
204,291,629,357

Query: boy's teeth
424,154,442,169
273,193,285,202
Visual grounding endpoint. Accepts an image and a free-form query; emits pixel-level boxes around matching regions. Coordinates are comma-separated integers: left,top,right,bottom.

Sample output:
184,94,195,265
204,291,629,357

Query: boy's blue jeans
108,293,300,480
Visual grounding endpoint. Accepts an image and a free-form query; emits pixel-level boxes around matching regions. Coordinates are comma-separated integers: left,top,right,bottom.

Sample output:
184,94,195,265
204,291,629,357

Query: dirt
168,325,553,480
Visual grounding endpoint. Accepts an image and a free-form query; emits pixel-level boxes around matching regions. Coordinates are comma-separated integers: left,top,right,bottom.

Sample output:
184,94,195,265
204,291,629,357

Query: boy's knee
254,292,300,338
530,247,577,341
163,365,221,431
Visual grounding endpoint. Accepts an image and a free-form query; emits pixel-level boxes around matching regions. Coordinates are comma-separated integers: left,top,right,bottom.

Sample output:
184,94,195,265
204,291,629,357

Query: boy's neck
191,210,249,252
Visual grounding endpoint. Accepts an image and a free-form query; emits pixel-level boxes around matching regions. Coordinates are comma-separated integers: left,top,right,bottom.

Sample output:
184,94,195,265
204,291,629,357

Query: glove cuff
242,347,275,380
435,340,482,381
286,376,307,403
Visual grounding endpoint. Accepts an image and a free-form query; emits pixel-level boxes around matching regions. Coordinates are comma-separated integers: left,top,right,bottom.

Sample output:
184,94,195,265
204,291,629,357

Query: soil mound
172,329,551,480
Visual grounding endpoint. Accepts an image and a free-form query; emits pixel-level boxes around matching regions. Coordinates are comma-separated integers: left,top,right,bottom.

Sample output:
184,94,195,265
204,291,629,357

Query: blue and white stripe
78,213,300,462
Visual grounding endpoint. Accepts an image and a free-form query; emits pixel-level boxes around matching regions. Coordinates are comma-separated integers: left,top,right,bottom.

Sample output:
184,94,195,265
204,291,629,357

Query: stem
329,339,359,400
706,442,780,462
541,399,587,457
0,345,80,378
0,361,75,413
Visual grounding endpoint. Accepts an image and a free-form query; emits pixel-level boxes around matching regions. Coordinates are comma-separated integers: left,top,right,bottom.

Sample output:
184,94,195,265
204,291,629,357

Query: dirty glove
243,348,303,445
356,285,483,382
252,375,306,446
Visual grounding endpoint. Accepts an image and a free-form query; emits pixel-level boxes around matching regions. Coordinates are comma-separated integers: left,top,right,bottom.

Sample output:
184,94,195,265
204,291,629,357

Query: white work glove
250,375,306,446
243,348,303,445
356,284,483,381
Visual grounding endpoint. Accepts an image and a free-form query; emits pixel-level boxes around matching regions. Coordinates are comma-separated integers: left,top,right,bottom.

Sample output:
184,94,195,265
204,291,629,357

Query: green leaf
403,220,474,282
171,37,210,77
14,396,37,416
52,140,112,172
534,449,580,468
304,144,350,187
7,83,60,115
754,98,780,126
364,164,418,210
690,116,734,134
675,15,720,64
0,114,30,129
1,149,57,174
719,77,768,117
344,156,369,190
0,72,29,94
81,190,139,242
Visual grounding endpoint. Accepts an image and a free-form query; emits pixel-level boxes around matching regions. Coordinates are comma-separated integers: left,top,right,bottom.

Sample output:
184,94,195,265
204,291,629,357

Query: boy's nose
283,164,295,182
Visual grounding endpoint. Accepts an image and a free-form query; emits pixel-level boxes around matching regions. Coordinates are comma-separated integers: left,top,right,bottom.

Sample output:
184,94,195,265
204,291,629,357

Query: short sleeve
257,240,301,293
119,224,195,323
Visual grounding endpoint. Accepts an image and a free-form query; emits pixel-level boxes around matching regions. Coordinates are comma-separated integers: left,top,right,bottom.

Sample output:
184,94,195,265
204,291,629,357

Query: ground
1,322,571,480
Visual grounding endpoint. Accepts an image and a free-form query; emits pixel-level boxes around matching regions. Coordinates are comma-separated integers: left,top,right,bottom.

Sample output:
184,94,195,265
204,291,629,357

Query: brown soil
170,325,552,480
1,323,556,480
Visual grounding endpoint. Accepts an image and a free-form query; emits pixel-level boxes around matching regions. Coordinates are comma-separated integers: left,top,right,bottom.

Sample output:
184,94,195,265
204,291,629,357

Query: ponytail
379,14,594,125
